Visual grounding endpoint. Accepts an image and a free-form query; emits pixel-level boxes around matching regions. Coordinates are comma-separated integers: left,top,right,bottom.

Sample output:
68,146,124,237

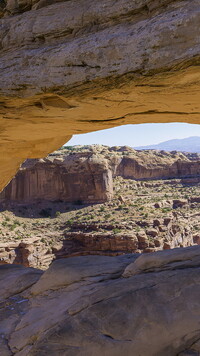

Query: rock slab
1,247,200,355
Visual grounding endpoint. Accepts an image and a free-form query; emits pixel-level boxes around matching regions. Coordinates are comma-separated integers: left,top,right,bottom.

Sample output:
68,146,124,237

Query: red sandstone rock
0,154,113,204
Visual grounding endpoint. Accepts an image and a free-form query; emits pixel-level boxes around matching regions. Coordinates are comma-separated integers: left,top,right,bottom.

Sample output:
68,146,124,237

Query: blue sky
66,123,200,147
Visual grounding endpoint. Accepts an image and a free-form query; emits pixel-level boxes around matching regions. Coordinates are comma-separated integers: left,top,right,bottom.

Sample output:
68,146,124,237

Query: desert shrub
13,219,20,225
66,219,73,225
194,225,199,231
10,224,17,231
113,228,121,234
161,207,172,213
117,205,125,210
104,214,111,219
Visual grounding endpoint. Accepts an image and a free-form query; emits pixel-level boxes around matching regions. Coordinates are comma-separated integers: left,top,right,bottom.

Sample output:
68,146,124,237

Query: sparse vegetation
0,170,200,266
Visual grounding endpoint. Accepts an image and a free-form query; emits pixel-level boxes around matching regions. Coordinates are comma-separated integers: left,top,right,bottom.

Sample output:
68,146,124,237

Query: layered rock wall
2,148,200,204
0,154,113,203
116,156,200,180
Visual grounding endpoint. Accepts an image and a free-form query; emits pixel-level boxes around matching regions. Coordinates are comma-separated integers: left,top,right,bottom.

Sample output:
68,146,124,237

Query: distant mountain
134,136,200,153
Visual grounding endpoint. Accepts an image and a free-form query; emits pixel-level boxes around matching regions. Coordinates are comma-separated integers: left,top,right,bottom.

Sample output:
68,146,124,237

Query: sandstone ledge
1,246,200,355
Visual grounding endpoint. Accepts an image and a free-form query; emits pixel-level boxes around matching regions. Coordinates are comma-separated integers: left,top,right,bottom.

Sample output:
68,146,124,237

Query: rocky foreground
1,246,200,355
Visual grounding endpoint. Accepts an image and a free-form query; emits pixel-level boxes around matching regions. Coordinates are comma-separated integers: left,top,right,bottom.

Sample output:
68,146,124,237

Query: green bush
113,228,121,234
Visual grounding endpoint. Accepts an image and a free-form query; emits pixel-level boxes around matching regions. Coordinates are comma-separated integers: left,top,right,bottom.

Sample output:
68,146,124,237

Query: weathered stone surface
116,155,200,180
0,0,200,190
123,245,200,277
0,239,55,270
1,248,200,355
0,263,42,302
2,147,200,205
0,152,113,203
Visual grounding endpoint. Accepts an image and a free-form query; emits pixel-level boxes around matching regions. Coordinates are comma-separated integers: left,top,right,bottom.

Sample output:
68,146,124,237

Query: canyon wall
116,156,200,180
0,153,113,204
1,148,200,205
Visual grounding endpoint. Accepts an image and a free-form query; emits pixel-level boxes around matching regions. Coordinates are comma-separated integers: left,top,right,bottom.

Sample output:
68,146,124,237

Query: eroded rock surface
0,151,113,204
1,248,200,355
0,0,200,190
1,146,200,204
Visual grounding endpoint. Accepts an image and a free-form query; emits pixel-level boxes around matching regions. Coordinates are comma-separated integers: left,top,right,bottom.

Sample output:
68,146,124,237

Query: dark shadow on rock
0,200,95,219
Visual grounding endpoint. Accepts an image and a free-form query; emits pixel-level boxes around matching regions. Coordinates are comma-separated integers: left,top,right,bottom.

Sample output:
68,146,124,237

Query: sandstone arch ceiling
0,0,200,191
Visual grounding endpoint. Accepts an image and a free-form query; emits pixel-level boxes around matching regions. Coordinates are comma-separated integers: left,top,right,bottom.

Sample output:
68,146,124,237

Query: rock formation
0,210,195,269
1,2,200,352
0,0,200,191
0,152,113,203
1,146,200,204
116,155,200,180
1,146,200,269
0,239,55,269
1,247,200,355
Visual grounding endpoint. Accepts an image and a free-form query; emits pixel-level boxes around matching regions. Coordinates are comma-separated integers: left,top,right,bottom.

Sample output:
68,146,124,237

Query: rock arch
0,0,200,190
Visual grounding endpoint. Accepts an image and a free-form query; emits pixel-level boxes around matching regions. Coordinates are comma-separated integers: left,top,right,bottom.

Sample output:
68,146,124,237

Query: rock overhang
0,0,200,191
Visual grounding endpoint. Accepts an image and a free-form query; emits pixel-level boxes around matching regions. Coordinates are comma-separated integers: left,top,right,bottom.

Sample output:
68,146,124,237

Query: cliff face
0,0,200,191
1,147,200,204
0,153,113,203
116,156,200,180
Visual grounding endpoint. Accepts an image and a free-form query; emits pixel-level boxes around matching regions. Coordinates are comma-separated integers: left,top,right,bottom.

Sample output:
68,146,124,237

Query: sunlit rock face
0,154,113,203
116,156,200,180
2,147,200,205
0,0,200,190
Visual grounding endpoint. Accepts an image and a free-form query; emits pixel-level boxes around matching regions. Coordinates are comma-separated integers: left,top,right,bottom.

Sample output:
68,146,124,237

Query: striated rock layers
116,155,200,180
0,0,200,191
0,211,195,270
0,153,113,204
1,246,200,355
1,147,200,204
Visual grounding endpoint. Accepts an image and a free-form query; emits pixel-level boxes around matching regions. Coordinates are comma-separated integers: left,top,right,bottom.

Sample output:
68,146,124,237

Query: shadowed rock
1,247,200,355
